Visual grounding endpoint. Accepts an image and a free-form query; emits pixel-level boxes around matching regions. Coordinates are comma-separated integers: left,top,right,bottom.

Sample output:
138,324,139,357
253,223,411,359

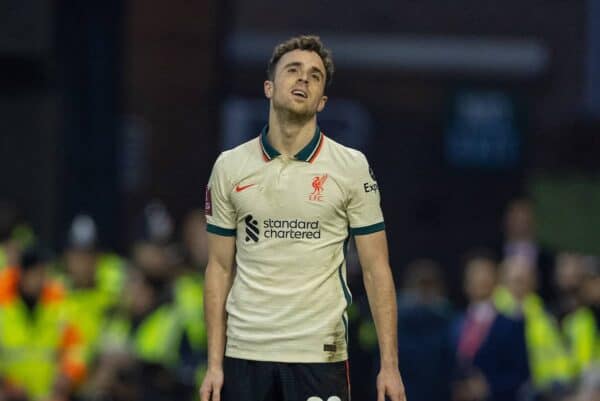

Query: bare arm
354,230,406,401
200,233,236,401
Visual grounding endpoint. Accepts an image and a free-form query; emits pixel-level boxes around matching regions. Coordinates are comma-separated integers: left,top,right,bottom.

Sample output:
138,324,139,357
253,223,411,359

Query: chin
275,102,315,120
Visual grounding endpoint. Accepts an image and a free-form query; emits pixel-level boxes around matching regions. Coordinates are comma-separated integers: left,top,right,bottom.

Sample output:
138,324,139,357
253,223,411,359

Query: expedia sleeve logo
363,182,379,193
363,166,379,193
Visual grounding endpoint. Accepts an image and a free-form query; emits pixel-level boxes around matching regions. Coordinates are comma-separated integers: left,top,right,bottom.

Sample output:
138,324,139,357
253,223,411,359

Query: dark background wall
223,0,593,293
0,0,598,290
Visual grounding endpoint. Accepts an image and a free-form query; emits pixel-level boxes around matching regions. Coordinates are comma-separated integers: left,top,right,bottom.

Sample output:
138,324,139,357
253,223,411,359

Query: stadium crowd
0,198,598,401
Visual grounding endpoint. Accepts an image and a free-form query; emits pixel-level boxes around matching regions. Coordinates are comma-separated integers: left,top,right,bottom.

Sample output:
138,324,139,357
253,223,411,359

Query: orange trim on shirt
259,136,270,161
308,134,325,163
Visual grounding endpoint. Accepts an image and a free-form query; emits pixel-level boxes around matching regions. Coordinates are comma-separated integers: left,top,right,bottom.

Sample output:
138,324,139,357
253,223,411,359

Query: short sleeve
347,153,385,236
205,154,237,236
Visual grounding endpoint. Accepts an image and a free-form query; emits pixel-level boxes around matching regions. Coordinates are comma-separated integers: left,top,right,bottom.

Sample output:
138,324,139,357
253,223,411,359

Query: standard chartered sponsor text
263,218,321,239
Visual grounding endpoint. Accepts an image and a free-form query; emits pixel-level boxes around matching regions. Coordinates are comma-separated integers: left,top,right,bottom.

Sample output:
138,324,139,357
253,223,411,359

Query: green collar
260,125,323,162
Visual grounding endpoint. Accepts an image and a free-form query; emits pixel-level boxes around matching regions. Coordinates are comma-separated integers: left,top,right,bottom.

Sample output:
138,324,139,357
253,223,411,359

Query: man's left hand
376,367,406,401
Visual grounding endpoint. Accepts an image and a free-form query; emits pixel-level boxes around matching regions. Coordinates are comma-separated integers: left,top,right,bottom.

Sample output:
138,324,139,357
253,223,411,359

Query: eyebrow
282,62,325,78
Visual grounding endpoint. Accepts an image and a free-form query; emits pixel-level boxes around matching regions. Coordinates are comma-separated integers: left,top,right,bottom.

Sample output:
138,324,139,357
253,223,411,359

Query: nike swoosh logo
235,183,256,192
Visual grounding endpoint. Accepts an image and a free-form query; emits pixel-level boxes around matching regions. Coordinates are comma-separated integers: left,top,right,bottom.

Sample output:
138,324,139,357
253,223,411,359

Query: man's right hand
199,367,224,401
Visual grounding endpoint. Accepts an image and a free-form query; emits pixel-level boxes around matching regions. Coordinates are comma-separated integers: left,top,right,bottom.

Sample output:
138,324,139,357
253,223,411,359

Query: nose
297,72,309,84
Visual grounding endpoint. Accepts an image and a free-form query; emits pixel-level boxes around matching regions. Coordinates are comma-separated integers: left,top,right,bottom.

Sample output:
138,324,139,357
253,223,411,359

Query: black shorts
222,357,350,401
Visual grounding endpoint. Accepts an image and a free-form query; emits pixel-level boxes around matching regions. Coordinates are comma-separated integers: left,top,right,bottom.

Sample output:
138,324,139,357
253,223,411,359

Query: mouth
291,89,308,99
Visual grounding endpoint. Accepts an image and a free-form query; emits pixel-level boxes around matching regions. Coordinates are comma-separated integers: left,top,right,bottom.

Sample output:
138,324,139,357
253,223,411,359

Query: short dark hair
267,35,334,88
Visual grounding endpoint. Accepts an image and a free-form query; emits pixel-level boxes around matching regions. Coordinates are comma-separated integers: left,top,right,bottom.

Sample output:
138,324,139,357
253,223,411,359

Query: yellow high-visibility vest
563,307,599,375
174,274,206,351
100,304,182,366
95,253,126,299
0,247,6,270
0,283,86,400
64,288,113,364
494,287,573,389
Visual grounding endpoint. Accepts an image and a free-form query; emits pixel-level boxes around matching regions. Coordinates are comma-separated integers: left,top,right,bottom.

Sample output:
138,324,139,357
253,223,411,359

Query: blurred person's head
503,198,535,241
265,35,333,121
500,255,537,302
182,209,208,270
19,244,53,299
122,269,164,319
554,252,586,294
88,350,141,401
132,201,175,281
579,258,600,307
402,258,446,304
64,214,98,288
462,250,498,304
0,201,24,267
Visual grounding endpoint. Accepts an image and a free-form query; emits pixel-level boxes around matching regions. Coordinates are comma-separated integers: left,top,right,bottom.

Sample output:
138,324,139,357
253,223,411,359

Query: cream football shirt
205,125,384,362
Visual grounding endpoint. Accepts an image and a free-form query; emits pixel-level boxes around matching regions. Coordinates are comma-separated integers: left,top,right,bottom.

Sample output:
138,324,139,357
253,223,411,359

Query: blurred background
1,0,600,400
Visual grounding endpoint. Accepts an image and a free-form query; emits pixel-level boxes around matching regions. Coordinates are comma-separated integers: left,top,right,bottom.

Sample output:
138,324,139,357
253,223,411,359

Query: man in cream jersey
200,35,406,401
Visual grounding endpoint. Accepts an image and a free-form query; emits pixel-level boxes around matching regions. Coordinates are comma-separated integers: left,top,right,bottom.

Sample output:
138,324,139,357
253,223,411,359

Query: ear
316,95,328,112
264,80,273,99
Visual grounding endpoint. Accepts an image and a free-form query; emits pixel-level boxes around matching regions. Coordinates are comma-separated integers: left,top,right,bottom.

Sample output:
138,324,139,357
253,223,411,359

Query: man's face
502,255,537,301
265,49,328,119
123,270,156,317
504,200,535,240
65,249,96,287
20,264,47,298
554,253,584,293
132,242,170,279
464,258,497,302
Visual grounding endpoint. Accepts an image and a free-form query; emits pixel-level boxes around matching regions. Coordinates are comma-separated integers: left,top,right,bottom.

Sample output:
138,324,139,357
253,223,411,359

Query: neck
267,107,317,157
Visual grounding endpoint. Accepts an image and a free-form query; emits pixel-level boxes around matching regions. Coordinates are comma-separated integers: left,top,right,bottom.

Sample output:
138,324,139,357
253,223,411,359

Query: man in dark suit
450,251,530,401
501,198,555,303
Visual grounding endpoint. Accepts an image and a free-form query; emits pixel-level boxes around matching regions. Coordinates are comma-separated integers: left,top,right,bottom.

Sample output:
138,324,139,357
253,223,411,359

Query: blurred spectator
0,244,86,401
84,348,187,401
83,350,141,401
396,259,454,401
180,209,208,271
98,268,181,367
131,201,176,286
64,214,126,298
495,255,573,399
344,238,377,401
0,202,33,270
174,209,208,389
92,265,186,398
61,215,127,378
450,251,529,401
501,198,555,302
561,257,600,377
552,253,587,321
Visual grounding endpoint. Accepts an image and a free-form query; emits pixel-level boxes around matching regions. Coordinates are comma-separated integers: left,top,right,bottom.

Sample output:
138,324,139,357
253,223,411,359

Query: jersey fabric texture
206,125,384,363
